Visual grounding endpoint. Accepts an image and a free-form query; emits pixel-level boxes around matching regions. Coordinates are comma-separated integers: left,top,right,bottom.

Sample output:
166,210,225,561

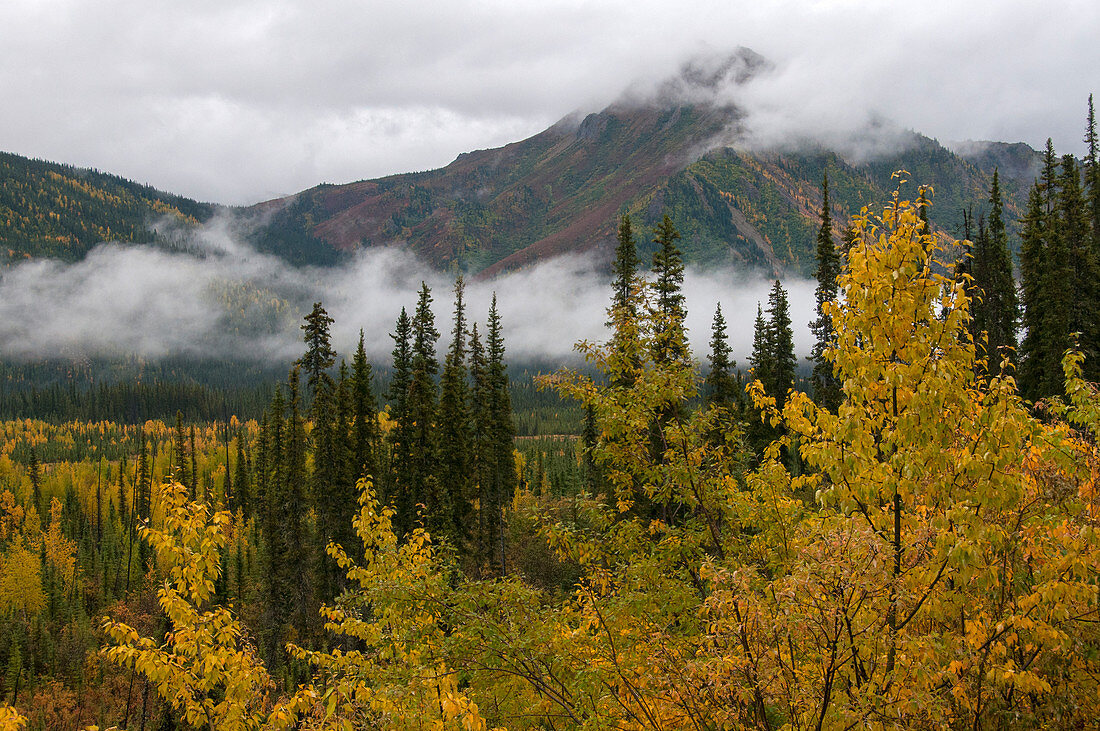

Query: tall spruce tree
1059,155,1100,380
484,294,516,574
172,411,191,496
612,214,640,319
765,280,796,411
282,368,310,636
298,302,337,406
233,432,250,519
706,303,737,410
809,172,842,411
1086,94,1100,251
28,446,42,512
748,283,796,457
437,278,473,549
649,214,688,367
351,330,378,482
468,323,492,564
610,214,643,388
387,307,415,536
407,282,441,532
1018,184,1047,400
975,170,1020,371
310,368,341,600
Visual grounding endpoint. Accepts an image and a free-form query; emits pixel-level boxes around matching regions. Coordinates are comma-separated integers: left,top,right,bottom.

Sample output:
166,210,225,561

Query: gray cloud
0,220,815,366
1,0,1095,204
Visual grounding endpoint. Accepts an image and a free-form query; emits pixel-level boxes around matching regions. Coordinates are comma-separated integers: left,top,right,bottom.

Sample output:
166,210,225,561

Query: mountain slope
249,103,1037,276
0,151,215,261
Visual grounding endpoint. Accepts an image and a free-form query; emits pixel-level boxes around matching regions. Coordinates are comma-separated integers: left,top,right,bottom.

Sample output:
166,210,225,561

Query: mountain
0,52,1042,275
0,151,215,262
246,55,1040,276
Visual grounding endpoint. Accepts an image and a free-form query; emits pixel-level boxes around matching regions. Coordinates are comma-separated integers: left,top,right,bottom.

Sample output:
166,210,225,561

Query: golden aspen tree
731,179,1100,728
102,480,316,731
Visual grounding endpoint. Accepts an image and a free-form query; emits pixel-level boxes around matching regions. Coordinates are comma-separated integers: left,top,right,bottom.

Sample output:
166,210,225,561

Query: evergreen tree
581,403,601,495
408,283,441,531
173,411,191,496
809,172,842,411
706,303,737,410
612,214,641,322
351,330,378,483
646,214,689,483
136,431,151,522
1018,184,1047,400
233,432,250,519
483,294,515,574
1086,94,1100,251
310,369,340,600
281,368,310,636
1058,155,1100,381
387,308,415,536
259,391,285,664
765,280,796,411
437,277,472,549
28,446,42,512
298,301,337,406
649,214,688,367
189,425,198,500
970,170,1020,371
1034,153,1074,398
610,214,643,388
468,323,492,564
748,283,796,457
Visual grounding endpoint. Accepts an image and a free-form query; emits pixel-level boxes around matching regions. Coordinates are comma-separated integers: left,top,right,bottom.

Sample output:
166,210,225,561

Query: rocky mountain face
245,104,1037,276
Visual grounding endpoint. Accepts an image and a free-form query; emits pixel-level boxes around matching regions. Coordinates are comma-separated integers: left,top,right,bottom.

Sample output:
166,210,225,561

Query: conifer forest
2,87,1100,730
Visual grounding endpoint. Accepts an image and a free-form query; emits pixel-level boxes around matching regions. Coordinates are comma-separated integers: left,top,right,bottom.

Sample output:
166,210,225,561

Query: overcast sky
1,0,1097,206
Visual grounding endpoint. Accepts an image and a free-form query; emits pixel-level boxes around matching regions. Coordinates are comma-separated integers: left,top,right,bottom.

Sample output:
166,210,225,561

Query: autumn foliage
18,183,1098,729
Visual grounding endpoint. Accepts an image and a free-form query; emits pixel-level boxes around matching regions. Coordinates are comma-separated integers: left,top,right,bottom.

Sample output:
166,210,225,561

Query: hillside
0,151,215,261
248,105,1039,276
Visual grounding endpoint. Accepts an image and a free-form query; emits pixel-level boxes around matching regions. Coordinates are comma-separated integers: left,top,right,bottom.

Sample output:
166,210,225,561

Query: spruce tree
1058,155,1100,380
310,369,340,600
468,323,492,564
1086,94,1100,251
484,294,515,574
173,411,191,496
748,283,796,456
706,303,737,410
766,280,796,411
612,214,640,322
351,330,377,482
189,425,198,500
136,431,151,522
298,301,337,408
977,170,1020,370
610,214,643,388
437,277,472,549
649,214,688,367
233,432,250,519
1018,184,1047,400
408,282,441,531
387,308,415,536
282,368,310,636
1039,158,1074,398
747,304,773,455
809,172,842,411
28,446,42,513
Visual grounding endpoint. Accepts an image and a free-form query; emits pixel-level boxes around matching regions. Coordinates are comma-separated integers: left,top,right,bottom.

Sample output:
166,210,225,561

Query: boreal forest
0,93,1099,731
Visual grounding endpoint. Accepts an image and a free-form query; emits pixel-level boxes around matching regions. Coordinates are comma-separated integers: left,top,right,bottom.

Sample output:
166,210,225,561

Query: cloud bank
0,221,815,367
0,0,1094,204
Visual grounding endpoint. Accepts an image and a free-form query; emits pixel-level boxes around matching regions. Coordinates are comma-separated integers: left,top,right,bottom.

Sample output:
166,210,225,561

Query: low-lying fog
0,217,816,368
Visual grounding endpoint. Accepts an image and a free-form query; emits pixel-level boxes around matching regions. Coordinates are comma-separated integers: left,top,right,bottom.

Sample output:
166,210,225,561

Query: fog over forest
0,216,815,365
